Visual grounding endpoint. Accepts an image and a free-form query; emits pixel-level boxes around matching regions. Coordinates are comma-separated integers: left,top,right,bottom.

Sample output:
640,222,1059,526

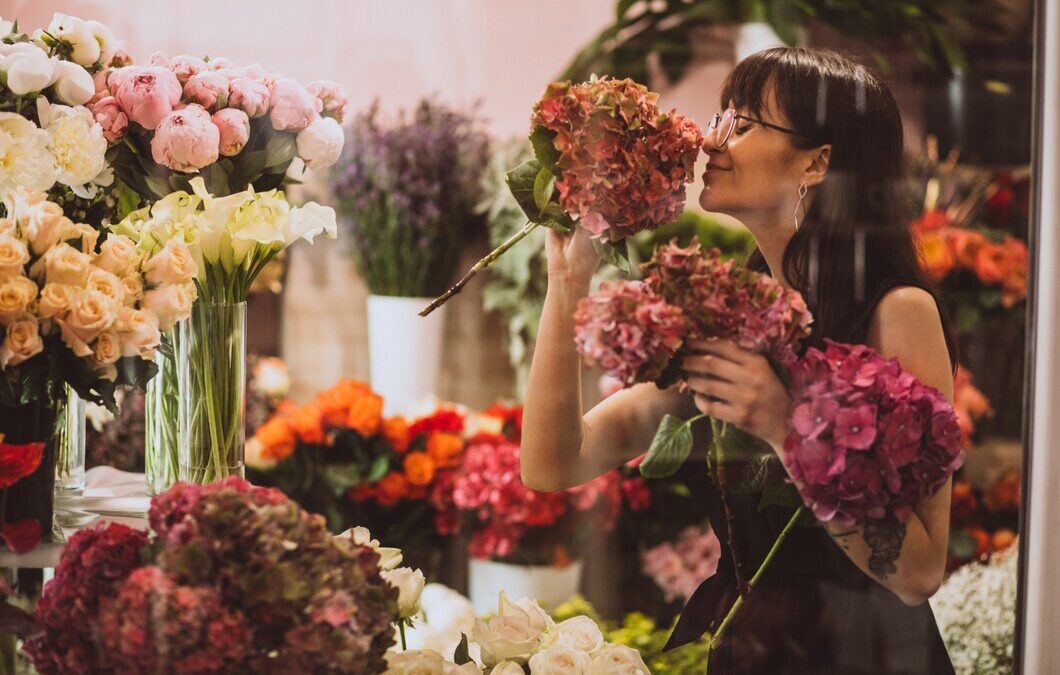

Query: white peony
473,591,555,667
36,98,107,192
0,17,13,36
0,113,58,194
45,13,100,67
53,60,95,105
528,644,593,675
1,46,59,95
85,19,119,65
296,115,344,169
383,567,426,619
590,645,650,674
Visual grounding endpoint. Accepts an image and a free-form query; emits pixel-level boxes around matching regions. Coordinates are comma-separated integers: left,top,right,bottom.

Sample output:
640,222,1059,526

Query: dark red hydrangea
783,340,965,526
24,523,148,674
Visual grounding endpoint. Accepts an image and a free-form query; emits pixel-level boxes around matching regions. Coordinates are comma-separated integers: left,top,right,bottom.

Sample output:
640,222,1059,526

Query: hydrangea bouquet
420,76,703,315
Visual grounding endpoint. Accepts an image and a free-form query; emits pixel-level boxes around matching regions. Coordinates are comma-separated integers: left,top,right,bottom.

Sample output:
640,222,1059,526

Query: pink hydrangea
573,280,688,386
530,77,703,240
641,525,721,603
783,340,965,526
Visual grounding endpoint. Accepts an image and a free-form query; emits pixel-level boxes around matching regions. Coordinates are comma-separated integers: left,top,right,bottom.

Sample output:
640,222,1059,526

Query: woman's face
698,88,812,222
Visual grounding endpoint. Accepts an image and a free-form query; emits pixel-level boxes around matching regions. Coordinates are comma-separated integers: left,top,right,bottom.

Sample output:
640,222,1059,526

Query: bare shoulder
866,285,953,399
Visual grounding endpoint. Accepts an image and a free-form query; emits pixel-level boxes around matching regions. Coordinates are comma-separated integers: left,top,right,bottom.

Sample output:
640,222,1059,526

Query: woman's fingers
681,353,743,382
692,393,741,422
684,375,741,405
685,338,750,364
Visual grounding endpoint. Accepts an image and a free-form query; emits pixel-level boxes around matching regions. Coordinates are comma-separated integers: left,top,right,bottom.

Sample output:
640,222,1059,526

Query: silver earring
794,182,808,231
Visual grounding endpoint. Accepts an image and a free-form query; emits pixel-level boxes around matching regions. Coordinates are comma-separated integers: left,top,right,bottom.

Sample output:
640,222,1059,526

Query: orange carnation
375,471,409,506
426,432,464,468
255,417,297,462
404,451,436,487
291,404,326,445
347,391,384,437
382,416,410,453
917,231,954,280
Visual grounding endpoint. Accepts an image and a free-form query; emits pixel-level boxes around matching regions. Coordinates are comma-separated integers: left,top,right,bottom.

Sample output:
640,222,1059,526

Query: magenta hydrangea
783,340,965,526
573,280,688,386
531,77,704,240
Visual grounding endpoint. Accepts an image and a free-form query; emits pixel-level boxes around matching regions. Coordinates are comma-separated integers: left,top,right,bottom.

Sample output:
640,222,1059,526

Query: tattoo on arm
830,528,857,551
863,517,907,580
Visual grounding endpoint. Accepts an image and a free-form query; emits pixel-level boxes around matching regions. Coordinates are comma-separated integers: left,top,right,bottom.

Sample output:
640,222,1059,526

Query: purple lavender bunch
332,98,490,296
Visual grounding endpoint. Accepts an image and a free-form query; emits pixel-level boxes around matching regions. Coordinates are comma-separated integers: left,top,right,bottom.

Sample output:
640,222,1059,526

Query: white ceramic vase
367,295,447,416
468,558,584,616
734,22,786,62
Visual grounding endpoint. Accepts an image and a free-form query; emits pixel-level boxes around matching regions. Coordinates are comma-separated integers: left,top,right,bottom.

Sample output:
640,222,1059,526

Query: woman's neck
739,210,794,286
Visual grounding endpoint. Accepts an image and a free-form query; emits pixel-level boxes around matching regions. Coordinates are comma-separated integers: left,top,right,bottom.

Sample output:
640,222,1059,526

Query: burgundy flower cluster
784,340,965,526
531,77,703,240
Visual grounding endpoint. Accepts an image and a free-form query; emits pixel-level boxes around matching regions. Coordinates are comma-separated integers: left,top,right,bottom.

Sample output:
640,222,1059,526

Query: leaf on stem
639,414,694,478
505,159,545,223
529,126,560,170
592,238,632,274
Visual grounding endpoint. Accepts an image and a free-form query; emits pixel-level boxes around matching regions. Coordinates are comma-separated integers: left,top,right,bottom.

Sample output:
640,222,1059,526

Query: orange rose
403,451,436,487
983,469,1020,512
255,417,297,462
1001,237,1029,307
974,242,1007,284
347,391,383,437
426,432,464,468
375,471,409,506
917,231,954,280
382,416,410,453
315,379,373,426
911,209,949,233
948,229,986,268
347,484,374,502
991,529,1016,553
291,404,326,445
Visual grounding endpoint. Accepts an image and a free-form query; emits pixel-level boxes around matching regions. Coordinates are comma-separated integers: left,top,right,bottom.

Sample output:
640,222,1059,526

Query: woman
521,47,957,674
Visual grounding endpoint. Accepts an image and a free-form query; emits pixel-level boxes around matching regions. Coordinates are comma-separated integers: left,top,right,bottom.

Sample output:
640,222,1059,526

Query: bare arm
520,228,687,492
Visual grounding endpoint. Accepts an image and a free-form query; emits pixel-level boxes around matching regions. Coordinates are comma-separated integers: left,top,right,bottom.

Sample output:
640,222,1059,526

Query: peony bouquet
420,76,703,315
92,49,346,202
112,178,335,488
19,478,401,674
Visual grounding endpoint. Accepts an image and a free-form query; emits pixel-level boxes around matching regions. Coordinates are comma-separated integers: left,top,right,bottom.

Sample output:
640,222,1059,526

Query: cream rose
143,238,197,286
116,306,159,358
57,289,118,356
92,329,121,365
41,242,91,286
58,219,99,254
489,662,526,675
384,649,446,675
95,234,140,276
0,276,39,324
24,200,65,255
590,645,650,674
339,526,403,571
382,567,425,619
528,644,593,675
120,274,143,306
472,591,552,666
38,283,77,320
550,616,605,656
142,282,195,332
0,314,43,367
0,234,29,280
86,267,125,304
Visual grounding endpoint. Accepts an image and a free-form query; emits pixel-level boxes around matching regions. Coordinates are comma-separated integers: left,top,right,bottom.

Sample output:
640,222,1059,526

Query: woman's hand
681,338,792,449
545,225,599,288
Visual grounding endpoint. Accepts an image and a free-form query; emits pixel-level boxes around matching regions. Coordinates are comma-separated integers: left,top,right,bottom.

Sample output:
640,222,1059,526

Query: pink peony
574,280,688,386
783,340,965,527
229,77,271,118
183,71,230,111
269,77,321,131
151,104,220,172
89,95,129,143
306,79,348,123
212,108,250,156
113,65,182,130
167,54,208,84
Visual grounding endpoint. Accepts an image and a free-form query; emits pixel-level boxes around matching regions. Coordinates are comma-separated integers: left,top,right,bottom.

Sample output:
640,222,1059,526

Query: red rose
0,441,44,489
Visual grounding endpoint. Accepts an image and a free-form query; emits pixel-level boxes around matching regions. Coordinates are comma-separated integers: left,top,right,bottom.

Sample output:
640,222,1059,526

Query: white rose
0,276,38,325
86,267,125,304
0,113,58,194
0,234,29,280
528,644,592,675
142,282,195,332
46,13,100,67
24,200,65,256
41,242,91,286
550,617,605,656
383,567,425,619
590,645,650,675
85,20,119,65
252,356,290,398
384,649,447,675
0,314,43,368
337,526,404,570
95,234,141,277
143,238,197,286
1,49,59,95
37,98,108,189
296,115,344,169
53,60,95,105
57,289,117,356
38,282,77,320
490,661,526,675
284,201,337,247
472,591,553,667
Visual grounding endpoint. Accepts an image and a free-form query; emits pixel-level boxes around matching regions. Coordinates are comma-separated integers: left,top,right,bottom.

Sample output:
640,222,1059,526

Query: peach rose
95,234,141,277
57,289,118,357
93,329,122,365
143,239,197,286
86,267,125,304
0,234,30,280
116,306,160,358
58,220,99,255
41,243,91,286
25,200,65,255
38,282,77,320
120,274,144,306
0,276,39,325
142,282,195,332
0,314,43,367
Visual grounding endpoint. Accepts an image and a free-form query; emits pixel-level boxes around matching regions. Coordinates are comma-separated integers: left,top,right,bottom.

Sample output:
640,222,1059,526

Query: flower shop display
331,98,489,414
640,524,721,604
247,380,466,578
948,469,1019,570
244,354,289,435
421,75,704,316
112,178,336,490
931,545,1018,675
16,479,401,674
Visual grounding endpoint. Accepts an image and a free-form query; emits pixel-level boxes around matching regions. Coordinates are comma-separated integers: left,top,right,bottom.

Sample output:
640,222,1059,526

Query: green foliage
640,415,695,479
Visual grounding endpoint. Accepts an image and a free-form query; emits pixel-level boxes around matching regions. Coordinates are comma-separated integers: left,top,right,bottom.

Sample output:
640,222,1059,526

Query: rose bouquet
111,178,335,489
421,76,703,315
247,380,467,577
17,479,401,675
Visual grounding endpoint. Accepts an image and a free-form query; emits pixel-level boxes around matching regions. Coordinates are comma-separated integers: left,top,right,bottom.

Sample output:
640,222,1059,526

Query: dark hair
723,47,957,368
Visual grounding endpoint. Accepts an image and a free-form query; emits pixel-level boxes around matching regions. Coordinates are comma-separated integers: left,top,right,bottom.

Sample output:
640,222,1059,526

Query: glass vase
53,386,85,495
1,396,59,545
145,336,180,495
177,301,247,484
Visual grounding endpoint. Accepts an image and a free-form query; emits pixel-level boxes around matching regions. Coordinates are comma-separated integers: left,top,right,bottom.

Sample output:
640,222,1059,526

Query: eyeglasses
706,108,800,149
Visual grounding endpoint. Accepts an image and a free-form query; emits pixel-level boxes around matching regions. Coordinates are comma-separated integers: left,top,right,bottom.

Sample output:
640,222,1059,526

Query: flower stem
710,418,746,593
708,505,805,652
419,221,538,316
399,621,407,651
